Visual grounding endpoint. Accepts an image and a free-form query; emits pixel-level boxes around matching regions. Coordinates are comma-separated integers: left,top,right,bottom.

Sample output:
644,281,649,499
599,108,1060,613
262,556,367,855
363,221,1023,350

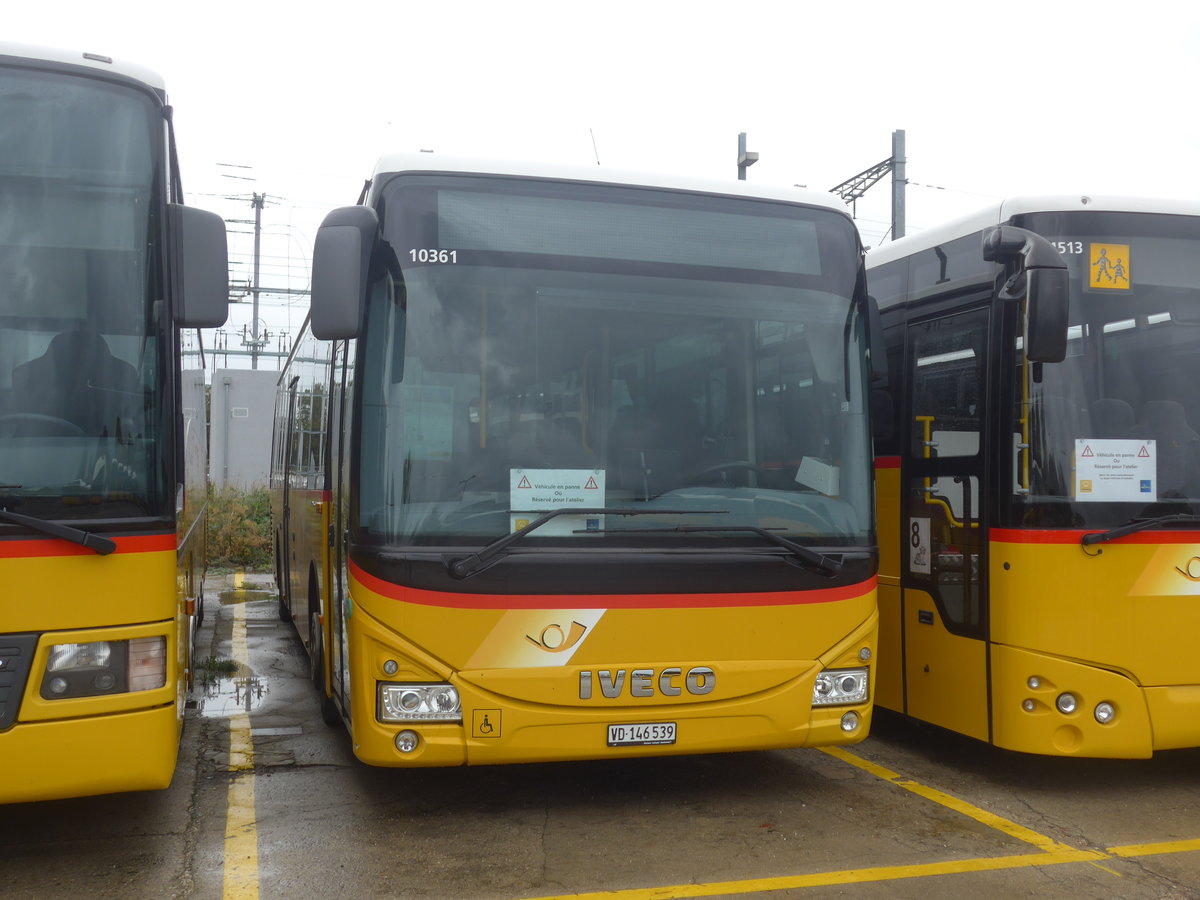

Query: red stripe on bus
0,532,177,558
348,559,875,609
874,456,901,470
991,528,1200,545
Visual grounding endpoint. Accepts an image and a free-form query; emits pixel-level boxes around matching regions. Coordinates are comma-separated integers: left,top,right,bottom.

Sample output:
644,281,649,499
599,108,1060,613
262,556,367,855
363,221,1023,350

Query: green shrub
207,484,272,571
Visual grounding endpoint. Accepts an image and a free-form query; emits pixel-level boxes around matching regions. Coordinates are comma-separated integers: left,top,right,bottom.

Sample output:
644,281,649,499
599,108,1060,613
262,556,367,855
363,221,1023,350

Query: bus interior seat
456,417,587,497
507,417,590,470
1134,400,1200,495
608,399,706,495
10,327,140,436
1089,398,1134,438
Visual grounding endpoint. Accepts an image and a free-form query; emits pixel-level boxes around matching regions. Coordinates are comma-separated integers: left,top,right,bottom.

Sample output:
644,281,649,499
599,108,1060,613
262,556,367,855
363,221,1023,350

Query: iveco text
578,667,716,699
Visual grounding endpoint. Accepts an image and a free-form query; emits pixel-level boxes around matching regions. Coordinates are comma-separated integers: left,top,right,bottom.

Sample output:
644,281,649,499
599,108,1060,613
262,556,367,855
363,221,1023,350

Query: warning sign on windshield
1088,243,1131,290
1075,439,1155,501
509,468,606,536
510,468,604,511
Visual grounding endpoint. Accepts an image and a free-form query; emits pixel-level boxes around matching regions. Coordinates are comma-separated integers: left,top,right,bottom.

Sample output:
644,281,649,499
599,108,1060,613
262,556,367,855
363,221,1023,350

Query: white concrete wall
209,368,278,489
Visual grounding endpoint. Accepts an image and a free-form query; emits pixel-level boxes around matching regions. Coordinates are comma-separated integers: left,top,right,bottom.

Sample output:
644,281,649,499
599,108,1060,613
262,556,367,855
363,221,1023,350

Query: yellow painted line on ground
1109,837,1200,858
518,848,1103,900
223,600,260,899
517,746,1120,900
204,574,1200,900
819,746,1076,853
1085,859,1124,877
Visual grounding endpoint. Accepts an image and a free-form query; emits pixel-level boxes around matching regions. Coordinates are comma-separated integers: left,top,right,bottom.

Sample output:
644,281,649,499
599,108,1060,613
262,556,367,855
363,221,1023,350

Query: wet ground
1,571,1199,898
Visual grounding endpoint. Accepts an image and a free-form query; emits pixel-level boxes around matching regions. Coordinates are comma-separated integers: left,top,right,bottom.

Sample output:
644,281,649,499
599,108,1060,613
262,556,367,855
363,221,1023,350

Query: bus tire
309,611,341,727
276,540,290,623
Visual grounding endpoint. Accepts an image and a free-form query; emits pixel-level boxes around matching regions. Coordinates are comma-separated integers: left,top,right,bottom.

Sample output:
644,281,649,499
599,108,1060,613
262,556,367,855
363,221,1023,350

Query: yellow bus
0,43,228,802
869,194,1200,757
272,154,880,767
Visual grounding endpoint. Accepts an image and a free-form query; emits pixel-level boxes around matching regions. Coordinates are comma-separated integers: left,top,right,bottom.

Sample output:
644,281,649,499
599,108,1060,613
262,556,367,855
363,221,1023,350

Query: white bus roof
867,194,1200,268
0,41,166,92
371,152,855,218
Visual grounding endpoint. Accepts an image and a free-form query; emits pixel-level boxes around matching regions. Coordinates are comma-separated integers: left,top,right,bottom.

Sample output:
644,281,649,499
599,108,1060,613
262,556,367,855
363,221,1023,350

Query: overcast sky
9,0,1200,362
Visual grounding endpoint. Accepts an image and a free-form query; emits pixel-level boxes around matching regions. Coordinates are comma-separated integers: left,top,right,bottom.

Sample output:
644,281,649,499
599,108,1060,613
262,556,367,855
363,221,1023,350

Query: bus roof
0,41,166,92
866,194,1200,268
370,152,855,218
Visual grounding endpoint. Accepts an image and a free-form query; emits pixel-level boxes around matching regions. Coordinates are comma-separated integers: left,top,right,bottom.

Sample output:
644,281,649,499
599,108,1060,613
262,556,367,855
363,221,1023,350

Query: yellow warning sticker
1089,242,1131,290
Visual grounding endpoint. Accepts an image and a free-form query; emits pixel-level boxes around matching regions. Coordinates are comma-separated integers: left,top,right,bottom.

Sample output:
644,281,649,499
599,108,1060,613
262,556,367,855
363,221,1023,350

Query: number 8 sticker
909,517,931,575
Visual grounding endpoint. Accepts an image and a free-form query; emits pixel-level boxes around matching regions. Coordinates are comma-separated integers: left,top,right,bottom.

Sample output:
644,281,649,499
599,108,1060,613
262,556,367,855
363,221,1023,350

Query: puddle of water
218,588,275,605
194,662,270,718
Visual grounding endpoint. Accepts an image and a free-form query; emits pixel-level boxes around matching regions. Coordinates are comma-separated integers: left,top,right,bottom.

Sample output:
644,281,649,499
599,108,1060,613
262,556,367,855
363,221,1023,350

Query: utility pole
829,129,907,242
891,129,906,240
737,132,758,181
250,192,264,370
218,167,284,369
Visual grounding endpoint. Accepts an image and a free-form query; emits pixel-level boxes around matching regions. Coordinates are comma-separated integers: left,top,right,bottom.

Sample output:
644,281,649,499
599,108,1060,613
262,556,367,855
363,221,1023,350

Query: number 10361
409,248,458,263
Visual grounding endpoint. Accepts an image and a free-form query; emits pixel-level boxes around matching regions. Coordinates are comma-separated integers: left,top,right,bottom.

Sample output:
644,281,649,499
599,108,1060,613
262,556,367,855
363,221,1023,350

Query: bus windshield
0,65,168,519
355,175,872,549
1012,211,1200,528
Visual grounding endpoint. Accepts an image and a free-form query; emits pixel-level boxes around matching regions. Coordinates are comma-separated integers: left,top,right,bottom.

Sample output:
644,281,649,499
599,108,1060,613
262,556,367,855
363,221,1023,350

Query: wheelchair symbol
473,709,501,738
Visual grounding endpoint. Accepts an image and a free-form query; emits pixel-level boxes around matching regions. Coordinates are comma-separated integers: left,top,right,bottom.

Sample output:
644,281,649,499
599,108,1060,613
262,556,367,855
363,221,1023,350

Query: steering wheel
0,413,85,437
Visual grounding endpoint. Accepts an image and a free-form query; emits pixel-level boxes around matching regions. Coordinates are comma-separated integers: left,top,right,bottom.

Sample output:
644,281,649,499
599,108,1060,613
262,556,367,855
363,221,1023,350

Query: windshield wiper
1081,513,1200,548
598,524,846,576
448,507,728,579
0,507,117,556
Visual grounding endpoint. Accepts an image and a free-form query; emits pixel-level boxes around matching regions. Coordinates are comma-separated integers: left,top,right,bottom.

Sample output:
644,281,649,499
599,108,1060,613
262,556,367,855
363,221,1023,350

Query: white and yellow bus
272,154,879,767
869,194,1200,757
0,43,228,801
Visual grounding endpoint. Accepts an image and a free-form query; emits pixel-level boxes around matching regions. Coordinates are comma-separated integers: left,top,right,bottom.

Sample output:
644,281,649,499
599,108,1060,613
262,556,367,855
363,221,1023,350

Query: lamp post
737,132,758,181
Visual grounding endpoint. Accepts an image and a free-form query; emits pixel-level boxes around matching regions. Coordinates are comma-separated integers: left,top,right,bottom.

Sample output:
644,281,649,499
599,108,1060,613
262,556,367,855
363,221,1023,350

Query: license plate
607,722,677,746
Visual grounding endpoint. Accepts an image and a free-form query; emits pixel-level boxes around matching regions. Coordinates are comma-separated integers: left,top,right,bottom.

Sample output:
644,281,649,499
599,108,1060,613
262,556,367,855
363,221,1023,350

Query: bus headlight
48,641,113,672
378,683,462,723
812,668,869,706
41,636,166,699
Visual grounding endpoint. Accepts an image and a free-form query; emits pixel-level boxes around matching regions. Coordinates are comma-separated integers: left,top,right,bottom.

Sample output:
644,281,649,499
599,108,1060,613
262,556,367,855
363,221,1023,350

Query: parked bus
272,154,879,767
869,194,1200,757
0,44,228,802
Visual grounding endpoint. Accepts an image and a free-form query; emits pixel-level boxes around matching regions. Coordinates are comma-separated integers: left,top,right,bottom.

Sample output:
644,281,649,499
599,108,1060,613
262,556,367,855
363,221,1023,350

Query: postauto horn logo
525,621,588,653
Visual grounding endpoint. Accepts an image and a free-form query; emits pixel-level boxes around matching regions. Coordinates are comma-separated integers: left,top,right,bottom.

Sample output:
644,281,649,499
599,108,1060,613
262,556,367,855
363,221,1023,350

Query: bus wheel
309,612,341,727
276,542,290,623
186,611,196,693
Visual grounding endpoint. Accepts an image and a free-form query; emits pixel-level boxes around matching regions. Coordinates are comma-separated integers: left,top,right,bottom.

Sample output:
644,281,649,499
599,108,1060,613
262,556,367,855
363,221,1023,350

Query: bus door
902,308,989,741
280,375,301,617
326,341,351,714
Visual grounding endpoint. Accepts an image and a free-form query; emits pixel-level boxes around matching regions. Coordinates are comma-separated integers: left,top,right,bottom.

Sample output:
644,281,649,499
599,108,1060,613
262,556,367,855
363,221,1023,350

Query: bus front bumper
0,704,179,804
350,683,873,768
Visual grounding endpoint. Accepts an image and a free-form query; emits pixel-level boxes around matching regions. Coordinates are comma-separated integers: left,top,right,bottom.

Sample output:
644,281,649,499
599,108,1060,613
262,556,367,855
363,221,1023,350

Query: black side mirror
311,206,380,339
170,204,229,328
982,225,1069,363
